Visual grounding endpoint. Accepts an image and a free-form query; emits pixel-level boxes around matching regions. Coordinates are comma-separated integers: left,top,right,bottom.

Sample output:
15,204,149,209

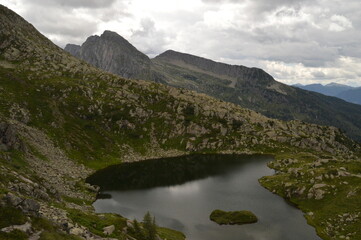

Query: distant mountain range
293,83,361,105
65,31,361,141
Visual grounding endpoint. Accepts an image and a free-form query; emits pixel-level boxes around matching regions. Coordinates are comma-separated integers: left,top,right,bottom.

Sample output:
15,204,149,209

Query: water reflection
86,154,265,191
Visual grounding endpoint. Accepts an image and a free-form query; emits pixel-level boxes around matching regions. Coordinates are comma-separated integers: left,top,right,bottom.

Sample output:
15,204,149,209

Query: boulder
69,227,84,236
314,189,326,200
103,225,115,235
21,199,40,215
1,222,32,234
4,192,22,206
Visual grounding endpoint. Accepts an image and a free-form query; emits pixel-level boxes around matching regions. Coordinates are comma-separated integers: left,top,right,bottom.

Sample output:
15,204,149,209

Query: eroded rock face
66,30,152,80
0,122,26,151
64,44,80,56
4,193,40,216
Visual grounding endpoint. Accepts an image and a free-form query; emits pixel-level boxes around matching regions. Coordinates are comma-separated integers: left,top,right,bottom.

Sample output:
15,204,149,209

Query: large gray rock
20,199,40,215
3,193,40,215
0,122,27,152
4,192,22,206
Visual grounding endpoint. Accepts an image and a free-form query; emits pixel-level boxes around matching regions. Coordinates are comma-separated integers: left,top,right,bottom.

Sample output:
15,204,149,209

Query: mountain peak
101,30,118,36
100,30,129,42
65,30,151,79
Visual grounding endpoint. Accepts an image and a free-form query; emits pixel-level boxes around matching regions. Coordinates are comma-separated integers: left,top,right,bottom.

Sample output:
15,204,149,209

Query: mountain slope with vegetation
0,5,360,240
151,50,361,142
66,32,361,142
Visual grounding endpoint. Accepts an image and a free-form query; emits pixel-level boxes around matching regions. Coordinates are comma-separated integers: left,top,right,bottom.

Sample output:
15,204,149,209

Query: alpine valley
0,4,360,240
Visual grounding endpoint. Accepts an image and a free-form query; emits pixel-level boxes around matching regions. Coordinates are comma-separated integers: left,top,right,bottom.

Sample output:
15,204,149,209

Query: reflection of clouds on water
166,181,201,196
158,216,186,231
94,197,137,217
194,222,283,240
194,223,215,232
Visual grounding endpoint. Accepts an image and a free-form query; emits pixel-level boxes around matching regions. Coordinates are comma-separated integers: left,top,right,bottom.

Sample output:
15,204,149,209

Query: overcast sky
1,0,361,86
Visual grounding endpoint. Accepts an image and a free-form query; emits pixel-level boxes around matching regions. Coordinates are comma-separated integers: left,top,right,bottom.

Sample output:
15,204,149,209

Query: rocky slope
66,32,361,142
0,4,360,240
152,50,361,142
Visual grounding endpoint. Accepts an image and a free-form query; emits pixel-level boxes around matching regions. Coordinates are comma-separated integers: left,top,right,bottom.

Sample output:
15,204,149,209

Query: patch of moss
157,227,186,240
209,209,258,225
0,230,28,240
0,206,27,228
67,208,127,238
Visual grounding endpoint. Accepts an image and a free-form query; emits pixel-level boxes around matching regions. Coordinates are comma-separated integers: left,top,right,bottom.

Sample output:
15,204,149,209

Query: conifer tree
131,219,145,240
143,212,157,240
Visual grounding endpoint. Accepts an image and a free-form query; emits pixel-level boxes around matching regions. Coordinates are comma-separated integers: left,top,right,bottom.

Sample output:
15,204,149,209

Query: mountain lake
87,154,321,240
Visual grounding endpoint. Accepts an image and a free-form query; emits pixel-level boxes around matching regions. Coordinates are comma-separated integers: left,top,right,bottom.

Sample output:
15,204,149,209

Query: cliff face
66,30,152,79
64,43,81,56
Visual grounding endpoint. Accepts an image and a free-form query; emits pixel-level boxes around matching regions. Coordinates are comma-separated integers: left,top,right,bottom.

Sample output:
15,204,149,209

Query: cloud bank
1,0,361,86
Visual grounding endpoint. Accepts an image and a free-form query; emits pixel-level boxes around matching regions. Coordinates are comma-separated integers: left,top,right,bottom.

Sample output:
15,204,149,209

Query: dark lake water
87,154,321,240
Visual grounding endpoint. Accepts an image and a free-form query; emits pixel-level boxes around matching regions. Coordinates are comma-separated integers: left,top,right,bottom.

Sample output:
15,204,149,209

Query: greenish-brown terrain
66,32,361,142
210,210,258,225
0,4,360,240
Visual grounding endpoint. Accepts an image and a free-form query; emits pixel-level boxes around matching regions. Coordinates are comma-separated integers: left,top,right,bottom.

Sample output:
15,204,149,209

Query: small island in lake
210,209,258,225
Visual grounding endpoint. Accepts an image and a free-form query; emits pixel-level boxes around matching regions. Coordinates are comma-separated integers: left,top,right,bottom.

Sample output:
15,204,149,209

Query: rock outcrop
65,30,152,80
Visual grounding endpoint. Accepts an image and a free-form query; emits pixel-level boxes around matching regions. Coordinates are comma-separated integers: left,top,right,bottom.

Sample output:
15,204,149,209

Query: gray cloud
130,18,171,57
20,4,98,47
0,0,360,86
30,0,116,9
